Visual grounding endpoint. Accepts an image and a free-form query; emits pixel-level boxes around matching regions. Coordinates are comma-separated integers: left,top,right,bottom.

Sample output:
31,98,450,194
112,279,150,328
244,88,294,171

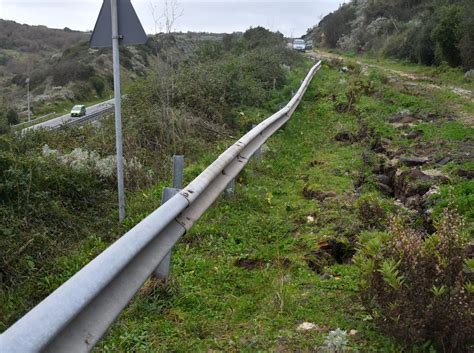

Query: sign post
26,78,31,121
90,0,147,222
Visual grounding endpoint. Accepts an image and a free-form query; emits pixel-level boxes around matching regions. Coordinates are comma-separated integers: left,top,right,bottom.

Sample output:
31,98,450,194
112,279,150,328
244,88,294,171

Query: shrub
6,109,19,125
52,61,96,86
0,114,9,134
354,209,473,351
356,192,389,230
432,5,463,67
89,76,106,97
0,136,111,283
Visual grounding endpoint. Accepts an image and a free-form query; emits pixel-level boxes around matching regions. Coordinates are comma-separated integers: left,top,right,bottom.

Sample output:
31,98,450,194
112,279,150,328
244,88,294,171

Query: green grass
348,53,474,91
3,54,472,351
90,67,402,352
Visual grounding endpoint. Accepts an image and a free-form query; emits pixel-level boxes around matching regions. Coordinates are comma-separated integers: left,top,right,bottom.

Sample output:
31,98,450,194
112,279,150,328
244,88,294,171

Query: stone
394,168,433,202
376,182,393,195
334,131,355,143
423,185,440,199
422,169,450,183
406,130,423,139
405,195,422,209
297,322,318,331
400,156,430,166
436,156,451,166
464,69,474,82
374,174,390,185
457,169,474,180
349,329,358,336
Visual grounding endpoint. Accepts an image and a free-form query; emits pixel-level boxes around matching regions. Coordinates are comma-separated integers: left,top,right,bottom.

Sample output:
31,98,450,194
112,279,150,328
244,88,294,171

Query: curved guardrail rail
0,61,321,353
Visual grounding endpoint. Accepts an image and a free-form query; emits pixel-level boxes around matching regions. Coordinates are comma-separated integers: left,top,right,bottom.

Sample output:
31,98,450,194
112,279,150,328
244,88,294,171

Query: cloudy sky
0,0,345,37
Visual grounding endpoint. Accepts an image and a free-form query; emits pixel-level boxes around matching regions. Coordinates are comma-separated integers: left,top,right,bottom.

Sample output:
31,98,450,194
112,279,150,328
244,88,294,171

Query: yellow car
70,105,86,117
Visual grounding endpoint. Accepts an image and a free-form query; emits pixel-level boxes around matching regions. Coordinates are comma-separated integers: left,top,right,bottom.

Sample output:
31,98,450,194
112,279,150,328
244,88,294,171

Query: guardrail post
224,179,235,199
154,155,185,280
172,155,184,189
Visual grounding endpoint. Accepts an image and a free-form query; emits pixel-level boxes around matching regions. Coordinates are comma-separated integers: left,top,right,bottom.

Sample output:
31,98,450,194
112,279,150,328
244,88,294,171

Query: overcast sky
0,0,346,37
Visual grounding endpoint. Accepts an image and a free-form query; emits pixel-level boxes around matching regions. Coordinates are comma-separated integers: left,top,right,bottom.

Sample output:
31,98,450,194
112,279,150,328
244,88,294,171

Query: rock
465,70,474,82
320,273,331,280
297,322,327,332
340,66,349,73
423,185,440,199
349,329,358,336
297,322,318,331
334,131,355,143
374,174,391,185
376,182,393,195
389,114,418,124
422,169,450,183
400,156,430,166
390,158,401,167
394,168,433,202
406,130,423,139
405,195,422,209
457,169,474,180
400,115,418,124
436,156,451,166
303,187,337,201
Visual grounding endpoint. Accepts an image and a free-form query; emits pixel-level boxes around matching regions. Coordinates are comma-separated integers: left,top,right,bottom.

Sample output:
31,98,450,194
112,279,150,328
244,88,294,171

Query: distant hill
0,20,89,53
0,20,219,121
309,0,474,70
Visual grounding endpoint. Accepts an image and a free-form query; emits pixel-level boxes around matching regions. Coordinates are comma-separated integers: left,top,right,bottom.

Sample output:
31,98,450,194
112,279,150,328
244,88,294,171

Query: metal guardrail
0,61,321,353
56,105,114,129
13,112,56,129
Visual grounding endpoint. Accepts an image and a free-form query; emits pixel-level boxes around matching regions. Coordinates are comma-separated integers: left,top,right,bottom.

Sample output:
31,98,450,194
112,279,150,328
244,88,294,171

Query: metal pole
26,78,31,121
172,155,184,189
111,0,125,222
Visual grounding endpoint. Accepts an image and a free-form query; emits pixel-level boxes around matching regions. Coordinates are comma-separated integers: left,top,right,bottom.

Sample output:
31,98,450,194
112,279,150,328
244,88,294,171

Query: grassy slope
95,66,403,352
2,56,472,351
96,58,472,351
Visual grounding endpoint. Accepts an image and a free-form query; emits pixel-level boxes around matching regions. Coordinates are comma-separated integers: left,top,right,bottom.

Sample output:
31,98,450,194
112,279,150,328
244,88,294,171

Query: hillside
310,0,474,70
0,22,473,351
0,20,223,126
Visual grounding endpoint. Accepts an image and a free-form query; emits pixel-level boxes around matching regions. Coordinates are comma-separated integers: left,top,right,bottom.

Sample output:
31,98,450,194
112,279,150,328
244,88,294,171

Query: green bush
432,5,463,67
0,114,9,134
354,209,473,351
89,76,106,97
0,136,111,283
6,109,19,125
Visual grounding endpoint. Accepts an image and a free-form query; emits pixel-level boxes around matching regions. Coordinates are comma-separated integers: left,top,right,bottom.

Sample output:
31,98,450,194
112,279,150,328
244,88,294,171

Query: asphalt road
24,99,114,131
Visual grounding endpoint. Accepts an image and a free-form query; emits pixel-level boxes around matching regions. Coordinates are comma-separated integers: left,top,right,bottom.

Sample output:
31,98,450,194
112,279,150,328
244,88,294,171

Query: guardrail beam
0,61,322,353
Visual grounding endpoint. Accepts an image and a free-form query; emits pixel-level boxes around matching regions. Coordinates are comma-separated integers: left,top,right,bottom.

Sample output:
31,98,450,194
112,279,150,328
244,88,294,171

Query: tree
432,5,463,67
6,109,19,125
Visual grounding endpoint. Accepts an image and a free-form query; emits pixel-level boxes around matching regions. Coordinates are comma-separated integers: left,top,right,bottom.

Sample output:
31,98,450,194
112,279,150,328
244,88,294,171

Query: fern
379,259,405,289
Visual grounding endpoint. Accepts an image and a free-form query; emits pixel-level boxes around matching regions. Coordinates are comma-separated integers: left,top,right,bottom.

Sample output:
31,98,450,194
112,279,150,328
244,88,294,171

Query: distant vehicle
292,39,306,52
305,40,313,50
70,105,86,117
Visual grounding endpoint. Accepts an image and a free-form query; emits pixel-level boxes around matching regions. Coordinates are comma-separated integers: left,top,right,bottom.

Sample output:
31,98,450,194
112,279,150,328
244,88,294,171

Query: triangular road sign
90,0,148,48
